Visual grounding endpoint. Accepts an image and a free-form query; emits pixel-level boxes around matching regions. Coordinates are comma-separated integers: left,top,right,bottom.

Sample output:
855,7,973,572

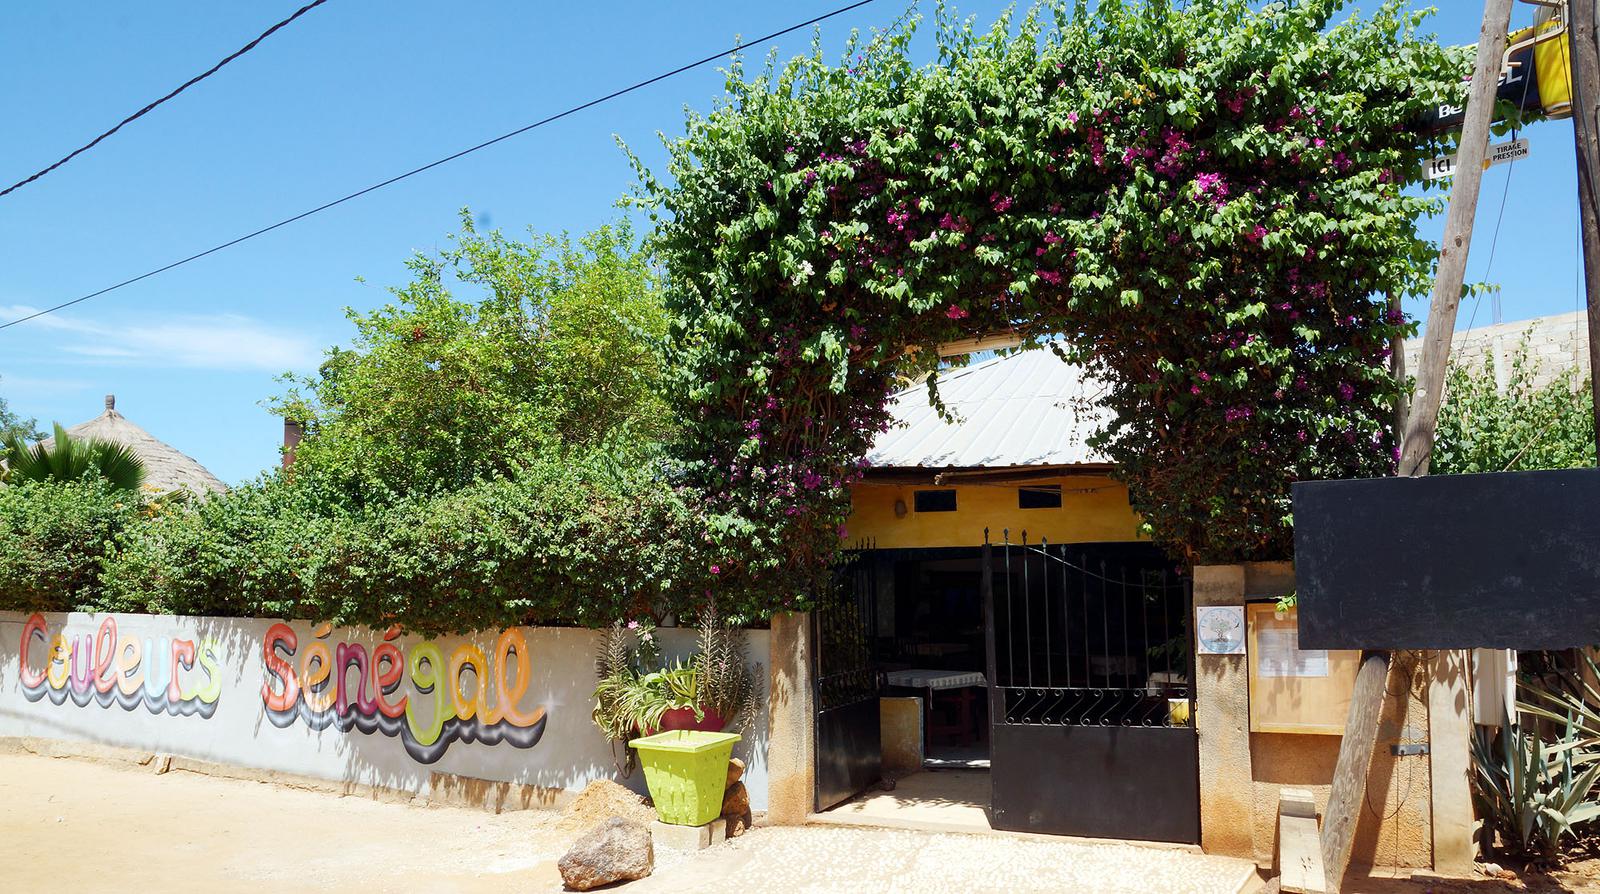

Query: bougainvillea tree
632,0,1467,597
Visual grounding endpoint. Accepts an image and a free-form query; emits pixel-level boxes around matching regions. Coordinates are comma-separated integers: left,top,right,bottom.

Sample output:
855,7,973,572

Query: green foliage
272,212,673,502
1472,721,1600,861
693,607,762,733
2,214,719,633
97,449,718,635
1433,337,1595,475
1473,659,1600,861
594,619,663,742
634,0,1467,572
2,423,146,491
0,478,142,612
0,377,42,448
97,473,331,619
592,610,761,746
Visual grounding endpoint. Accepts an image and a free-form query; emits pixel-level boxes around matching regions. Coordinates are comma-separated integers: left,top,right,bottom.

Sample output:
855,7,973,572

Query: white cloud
0,306,322,373
0,373,92,397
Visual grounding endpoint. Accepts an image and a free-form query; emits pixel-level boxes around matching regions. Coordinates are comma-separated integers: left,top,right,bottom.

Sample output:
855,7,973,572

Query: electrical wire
1461,16,1539,336
1,0,332,199
0,0,880,332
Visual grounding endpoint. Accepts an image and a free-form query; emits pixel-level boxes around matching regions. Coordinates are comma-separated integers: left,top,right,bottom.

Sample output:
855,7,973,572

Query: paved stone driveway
638,824,1258,894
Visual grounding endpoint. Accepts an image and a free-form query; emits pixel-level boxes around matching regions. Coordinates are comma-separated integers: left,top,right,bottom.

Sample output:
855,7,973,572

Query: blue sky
0,1,1580,484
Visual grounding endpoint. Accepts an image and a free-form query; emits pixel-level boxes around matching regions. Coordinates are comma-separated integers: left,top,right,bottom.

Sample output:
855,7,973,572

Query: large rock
721,781,752,839
558,816,654,891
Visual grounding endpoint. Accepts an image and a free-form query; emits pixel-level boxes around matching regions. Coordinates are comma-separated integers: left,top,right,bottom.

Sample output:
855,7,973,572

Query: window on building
1018,484,1063,509
913,489,957,512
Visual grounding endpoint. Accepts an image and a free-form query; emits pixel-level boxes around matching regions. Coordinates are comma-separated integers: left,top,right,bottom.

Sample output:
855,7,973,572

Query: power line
1,0,333,199
0,0,879,332
1461,16,1538,336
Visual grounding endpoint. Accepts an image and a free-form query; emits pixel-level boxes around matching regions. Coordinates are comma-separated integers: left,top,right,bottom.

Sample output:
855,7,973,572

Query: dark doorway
879,551,990,765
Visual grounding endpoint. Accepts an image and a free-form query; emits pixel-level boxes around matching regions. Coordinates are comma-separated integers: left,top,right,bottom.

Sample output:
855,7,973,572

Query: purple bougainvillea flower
946,305,969,320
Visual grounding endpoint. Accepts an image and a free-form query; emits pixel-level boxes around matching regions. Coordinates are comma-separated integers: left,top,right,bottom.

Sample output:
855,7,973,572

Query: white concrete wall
0,611,769,811
1403,310,1591,392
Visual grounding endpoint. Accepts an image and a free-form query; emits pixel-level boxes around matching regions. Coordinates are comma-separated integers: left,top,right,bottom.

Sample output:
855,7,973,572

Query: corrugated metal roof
866,349,1111,470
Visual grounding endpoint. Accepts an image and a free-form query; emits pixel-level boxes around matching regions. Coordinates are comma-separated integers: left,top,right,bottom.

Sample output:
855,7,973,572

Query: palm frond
90,440,145,491
0,423,145,491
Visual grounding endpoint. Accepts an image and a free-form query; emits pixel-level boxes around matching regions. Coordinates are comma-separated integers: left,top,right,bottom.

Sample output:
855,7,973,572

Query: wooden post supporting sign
1319,1,1515,889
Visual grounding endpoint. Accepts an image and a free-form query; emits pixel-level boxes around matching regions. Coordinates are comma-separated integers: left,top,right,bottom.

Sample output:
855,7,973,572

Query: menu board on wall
1247,603,1360,735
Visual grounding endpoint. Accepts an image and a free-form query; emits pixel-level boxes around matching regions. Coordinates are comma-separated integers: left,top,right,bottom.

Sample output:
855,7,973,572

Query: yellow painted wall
845,475,1144,549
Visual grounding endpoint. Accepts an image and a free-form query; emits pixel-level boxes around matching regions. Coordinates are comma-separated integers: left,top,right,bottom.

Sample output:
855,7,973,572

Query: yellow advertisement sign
1516,18,1573,119
1422,19,1572,131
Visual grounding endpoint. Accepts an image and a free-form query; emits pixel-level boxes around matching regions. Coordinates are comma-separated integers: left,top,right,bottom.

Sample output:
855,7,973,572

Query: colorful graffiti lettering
261,623,547,764
18,613,223,717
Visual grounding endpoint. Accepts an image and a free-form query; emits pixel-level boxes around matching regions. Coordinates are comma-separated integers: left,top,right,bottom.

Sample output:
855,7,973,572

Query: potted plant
592,609,760,773
629,728,742,826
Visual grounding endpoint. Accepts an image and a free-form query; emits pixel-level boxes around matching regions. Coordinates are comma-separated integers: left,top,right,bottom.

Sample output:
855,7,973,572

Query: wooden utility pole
1396,0,1517,479
1572,0,1600,453
1388,291,1410,435
1320,1,1516,889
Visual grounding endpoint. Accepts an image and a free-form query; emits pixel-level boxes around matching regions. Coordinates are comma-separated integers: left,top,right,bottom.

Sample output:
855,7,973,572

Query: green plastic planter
629,729,741,826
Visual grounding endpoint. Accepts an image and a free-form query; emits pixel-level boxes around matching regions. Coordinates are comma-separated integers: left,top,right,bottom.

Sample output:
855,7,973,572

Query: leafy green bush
287,451,717,635
271,214,672,503
0,478,142,612
97,474,329,619
0,216,769,632
635,0,1467,572
89,448,723,634
1433,336,1595,475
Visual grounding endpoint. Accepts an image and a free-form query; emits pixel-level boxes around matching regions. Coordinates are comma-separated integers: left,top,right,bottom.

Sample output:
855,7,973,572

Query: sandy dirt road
0,751,1263,893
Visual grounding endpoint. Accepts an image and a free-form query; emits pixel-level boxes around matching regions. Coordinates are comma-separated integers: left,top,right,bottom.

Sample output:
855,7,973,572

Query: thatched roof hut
41,395,227,494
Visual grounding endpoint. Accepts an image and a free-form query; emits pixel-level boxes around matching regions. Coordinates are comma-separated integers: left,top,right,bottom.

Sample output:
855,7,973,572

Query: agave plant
1472,654,1600,860
1,423,145,491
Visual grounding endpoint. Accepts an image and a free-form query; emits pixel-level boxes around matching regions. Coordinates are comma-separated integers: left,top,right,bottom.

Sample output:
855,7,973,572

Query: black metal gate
813,550,882,812
983,532,1200,843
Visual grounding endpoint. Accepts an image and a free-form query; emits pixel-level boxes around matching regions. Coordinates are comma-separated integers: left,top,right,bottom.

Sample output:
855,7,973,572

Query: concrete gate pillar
765,611,814,825
1193,564,1255,858
1429,649,1475,876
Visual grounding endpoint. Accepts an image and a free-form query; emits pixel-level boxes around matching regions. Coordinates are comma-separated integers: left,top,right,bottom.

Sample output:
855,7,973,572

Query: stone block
880,696,924,774
650,817,726,851
1279,787,1317,820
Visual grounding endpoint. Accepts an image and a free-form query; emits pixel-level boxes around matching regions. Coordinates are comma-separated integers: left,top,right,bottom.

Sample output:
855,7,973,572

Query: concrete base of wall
0,735,574,813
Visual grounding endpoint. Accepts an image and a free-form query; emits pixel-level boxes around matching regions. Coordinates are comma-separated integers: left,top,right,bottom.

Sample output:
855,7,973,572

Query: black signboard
1293,469,1600,650
1419,40,1545,133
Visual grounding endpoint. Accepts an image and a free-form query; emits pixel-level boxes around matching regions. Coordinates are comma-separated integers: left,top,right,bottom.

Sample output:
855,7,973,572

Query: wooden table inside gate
886,669,987,748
